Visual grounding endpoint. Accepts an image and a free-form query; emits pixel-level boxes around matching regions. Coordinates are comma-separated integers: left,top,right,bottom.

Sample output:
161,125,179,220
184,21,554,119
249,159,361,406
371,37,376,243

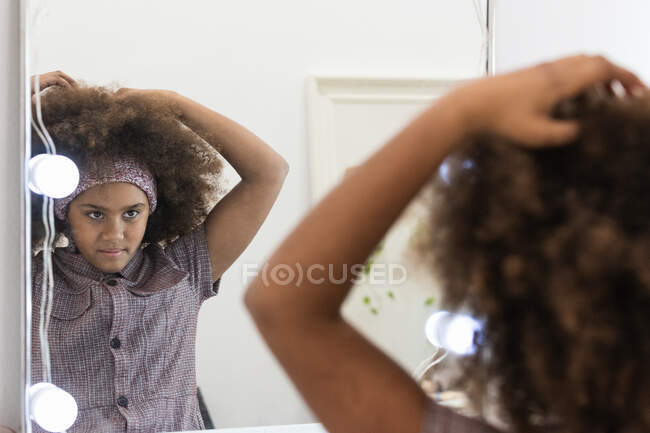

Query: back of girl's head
31,85,225,249
424,93,650,433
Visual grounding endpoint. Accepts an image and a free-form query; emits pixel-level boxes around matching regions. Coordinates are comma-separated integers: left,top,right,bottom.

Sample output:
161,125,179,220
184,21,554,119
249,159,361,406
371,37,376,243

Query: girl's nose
101,218,125,241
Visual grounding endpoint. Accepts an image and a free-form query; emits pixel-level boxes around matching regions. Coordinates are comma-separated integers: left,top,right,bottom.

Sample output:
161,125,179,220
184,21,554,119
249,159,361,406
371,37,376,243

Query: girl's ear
62,223,78,252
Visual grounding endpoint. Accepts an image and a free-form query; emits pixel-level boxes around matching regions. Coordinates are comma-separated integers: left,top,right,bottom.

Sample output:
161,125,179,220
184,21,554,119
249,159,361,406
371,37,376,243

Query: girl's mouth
99,249,124,258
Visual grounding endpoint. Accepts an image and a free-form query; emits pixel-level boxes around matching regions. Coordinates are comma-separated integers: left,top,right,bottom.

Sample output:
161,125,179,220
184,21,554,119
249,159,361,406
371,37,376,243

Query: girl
31,76,288,432
244,55,649,433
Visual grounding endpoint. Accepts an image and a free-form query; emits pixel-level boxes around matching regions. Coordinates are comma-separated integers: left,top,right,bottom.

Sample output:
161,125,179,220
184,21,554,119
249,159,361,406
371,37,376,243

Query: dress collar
52,243,187,296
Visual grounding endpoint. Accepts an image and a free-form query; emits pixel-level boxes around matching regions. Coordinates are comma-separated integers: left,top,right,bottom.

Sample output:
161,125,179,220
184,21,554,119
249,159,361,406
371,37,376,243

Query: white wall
0,0,24,431
30,0,485,428
493,0,650,80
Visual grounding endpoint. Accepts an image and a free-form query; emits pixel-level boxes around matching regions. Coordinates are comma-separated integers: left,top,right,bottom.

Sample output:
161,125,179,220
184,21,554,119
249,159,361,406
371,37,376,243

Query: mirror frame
22,0,32,430
16,1,495,431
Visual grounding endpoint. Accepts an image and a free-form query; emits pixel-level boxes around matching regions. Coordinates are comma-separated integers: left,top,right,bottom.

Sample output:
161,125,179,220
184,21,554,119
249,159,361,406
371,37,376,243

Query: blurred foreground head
425,91,650,433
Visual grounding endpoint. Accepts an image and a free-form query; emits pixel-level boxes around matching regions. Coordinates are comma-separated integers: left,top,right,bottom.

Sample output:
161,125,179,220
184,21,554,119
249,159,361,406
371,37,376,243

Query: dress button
110,337,121,349
106,279,118,286
117,396,128,408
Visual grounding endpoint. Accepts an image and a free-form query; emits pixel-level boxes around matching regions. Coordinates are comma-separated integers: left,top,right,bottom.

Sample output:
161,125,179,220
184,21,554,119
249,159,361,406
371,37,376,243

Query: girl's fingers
524,118,580,148
56,70,78,88
549,55,646,100
41,76,66,89
115,88,131,97
30,71,77,94
34,75,51,91
55,77,71,88
610,63,646,95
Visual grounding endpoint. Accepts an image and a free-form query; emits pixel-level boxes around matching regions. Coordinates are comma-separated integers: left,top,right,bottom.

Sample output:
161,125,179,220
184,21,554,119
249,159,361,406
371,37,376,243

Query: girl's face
67,182,150,273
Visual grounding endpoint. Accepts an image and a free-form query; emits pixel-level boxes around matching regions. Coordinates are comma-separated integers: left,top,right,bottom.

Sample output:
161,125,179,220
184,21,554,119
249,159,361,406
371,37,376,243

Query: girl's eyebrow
79,203,146,211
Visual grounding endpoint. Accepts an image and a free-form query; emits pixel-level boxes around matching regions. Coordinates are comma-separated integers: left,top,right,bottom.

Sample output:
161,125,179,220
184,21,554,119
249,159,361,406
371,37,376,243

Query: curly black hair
421,93,650,433
31,85,225,249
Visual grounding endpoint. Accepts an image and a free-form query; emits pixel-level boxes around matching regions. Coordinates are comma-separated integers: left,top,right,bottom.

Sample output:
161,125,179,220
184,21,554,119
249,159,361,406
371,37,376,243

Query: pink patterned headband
54,158,157,221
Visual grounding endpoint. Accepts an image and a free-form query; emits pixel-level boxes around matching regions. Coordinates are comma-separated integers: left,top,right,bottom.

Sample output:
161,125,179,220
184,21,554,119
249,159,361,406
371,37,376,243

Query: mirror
26,0,487,431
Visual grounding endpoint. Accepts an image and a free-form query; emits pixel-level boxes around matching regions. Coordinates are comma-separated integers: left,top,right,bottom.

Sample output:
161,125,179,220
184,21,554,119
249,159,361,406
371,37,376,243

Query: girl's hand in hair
115,87,174,100
444,54,647,148
115,88,178,109
115,87,152,97
31,70,77,95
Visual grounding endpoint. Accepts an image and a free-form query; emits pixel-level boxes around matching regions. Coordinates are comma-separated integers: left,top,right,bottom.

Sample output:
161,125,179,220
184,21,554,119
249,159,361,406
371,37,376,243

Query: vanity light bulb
29,382,78,432
28,154,79,199
425,311,481,355
438,158,475,185
438,161,451,184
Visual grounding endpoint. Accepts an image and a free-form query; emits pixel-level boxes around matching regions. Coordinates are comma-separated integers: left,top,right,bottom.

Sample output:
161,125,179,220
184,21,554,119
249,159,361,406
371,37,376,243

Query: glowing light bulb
29,382,78,432
438,158,475,185
28,154,79,198
438,161,451,184
425,311,481,355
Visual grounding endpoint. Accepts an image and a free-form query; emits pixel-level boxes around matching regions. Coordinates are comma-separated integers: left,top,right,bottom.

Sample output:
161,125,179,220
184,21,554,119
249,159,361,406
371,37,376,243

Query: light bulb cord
473,0,490,76
32,74,57,155
413,347,448,382
32,74,57,392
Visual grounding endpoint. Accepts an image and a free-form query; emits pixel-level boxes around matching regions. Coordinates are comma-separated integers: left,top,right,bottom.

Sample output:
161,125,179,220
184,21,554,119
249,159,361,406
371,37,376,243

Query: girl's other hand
31,70,77,95
115,87,143,98
115,87,174,99
444,54,647,148
115,88,178,108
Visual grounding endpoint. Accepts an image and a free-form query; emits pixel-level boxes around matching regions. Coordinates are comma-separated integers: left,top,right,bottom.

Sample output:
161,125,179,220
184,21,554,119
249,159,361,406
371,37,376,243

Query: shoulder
163,223,209,268
162,223,219,301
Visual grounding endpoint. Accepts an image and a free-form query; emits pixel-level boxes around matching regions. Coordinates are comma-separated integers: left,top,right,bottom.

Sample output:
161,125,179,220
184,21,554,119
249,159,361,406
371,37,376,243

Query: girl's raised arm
164,91,289,282
243,55,646,433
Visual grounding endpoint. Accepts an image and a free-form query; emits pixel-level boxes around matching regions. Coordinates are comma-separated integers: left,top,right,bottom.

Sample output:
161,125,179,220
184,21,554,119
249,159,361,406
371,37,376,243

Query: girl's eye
124,210,140,219
87,211,103,220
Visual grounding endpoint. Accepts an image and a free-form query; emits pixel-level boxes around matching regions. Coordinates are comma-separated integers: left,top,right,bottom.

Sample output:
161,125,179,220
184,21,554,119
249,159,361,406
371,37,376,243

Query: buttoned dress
31,223,220,433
